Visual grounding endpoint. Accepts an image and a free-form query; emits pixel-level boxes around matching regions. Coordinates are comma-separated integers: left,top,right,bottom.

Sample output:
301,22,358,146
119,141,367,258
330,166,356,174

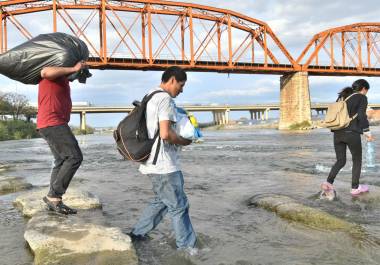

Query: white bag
176,112,196,140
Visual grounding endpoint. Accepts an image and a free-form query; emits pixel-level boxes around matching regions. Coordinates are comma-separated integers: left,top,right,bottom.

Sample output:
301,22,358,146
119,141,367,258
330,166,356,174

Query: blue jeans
132,171,196,249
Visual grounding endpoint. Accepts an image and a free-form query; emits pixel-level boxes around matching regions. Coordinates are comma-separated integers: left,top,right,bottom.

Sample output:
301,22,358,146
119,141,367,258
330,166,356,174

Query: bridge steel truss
0,0,299,74
297,23,380,76
1,1,380,76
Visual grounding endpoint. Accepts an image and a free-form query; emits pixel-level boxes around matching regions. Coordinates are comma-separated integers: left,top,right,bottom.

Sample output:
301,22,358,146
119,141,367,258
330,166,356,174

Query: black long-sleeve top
336,93,370,134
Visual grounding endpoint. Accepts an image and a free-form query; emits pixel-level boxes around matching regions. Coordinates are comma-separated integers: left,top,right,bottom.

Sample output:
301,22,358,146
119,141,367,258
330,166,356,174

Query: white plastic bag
176,112,196,140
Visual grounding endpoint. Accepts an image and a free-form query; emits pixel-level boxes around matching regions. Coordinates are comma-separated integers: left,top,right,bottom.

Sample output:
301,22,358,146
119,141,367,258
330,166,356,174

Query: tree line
0,92,94,140
0,92,36,121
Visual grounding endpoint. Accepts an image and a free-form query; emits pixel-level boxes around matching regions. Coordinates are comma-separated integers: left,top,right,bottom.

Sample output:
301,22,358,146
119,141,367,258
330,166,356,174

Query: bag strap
152,130,160,165
142,90,166,104
344,92,360,102
142,90,167,165
344,93,360,120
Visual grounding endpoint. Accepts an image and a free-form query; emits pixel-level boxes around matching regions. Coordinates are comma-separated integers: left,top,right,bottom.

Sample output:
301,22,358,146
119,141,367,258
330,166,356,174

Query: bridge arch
297,23,380,76
0,0,297,74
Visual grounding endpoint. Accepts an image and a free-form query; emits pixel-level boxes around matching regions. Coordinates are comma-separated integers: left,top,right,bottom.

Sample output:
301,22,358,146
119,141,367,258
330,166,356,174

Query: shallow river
1,128,380,265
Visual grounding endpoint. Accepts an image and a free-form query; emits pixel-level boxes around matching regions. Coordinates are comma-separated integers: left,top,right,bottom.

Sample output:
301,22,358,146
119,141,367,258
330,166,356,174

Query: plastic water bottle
366,141,376,168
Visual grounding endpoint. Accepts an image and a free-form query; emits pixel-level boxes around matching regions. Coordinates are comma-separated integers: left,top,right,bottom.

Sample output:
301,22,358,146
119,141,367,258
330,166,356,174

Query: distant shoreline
54,119,380,135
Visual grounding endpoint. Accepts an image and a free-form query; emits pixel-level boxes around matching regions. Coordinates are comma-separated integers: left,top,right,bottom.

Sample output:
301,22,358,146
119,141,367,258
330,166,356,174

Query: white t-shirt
139,87,181,174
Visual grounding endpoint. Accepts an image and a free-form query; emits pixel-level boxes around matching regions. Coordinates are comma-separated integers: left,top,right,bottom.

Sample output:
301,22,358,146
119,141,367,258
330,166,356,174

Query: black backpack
113,90,165,164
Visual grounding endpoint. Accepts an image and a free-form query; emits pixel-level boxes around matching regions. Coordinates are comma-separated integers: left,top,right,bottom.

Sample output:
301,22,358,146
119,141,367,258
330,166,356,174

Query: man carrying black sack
129,66,198,254
37,61,86,214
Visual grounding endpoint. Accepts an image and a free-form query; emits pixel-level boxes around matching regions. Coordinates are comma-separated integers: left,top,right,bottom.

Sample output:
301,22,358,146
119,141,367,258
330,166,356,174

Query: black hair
338,86,353,100
161,66,187,83
352,79,370,92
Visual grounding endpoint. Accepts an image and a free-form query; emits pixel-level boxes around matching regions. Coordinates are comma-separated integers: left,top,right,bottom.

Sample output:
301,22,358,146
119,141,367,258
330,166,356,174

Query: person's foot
351,185,369,196
43,196,77,215
321,182,334,192
320,182,336,201
126,232,149,242
178,246,199,256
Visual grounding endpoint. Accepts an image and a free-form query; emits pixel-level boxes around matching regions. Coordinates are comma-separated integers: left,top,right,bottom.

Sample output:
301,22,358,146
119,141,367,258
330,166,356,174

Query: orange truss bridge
0,0,298,74
0,0,379,76
297,23,380,76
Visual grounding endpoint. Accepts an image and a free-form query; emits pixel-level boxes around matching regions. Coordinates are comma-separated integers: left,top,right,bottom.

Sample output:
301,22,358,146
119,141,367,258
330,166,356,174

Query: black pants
39,124,83,198
327,131,362,189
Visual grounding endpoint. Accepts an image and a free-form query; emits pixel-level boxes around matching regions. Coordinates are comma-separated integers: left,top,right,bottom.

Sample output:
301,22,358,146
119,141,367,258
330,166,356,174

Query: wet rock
248,194,359,232
0,163,10,173
0,176,32,195
348,185,380,204
14,188,102,217
25,214,138,265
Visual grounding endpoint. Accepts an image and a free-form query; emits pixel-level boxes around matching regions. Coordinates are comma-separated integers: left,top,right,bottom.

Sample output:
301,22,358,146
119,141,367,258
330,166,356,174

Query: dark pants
39,124,83,198
327,131,362,189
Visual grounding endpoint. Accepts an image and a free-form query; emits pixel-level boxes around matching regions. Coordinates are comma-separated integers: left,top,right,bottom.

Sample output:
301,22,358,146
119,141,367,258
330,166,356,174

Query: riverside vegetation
0,92,94,141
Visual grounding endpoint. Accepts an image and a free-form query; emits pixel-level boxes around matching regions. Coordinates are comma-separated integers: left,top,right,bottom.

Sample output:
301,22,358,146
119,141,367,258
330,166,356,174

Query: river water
1,128,380,265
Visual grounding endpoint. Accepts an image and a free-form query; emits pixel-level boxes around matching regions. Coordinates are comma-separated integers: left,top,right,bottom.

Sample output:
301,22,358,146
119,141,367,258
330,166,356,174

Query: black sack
113,90,166,163
0,32,90,84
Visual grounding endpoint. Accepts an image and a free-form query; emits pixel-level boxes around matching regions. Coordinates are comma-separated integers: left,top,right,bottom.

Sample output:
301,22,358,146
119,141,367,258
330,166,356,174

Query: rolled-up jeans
132,171,196,249
39,124,83,198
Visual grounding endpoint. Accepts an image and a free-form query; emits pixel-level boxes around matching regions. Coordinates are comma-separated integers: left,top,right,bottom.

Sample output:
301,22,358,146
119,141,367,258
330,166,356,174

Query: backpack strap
152,130,160,165
344,92,360,102
142,90,166,104
142,90,167,165
344,93,360,120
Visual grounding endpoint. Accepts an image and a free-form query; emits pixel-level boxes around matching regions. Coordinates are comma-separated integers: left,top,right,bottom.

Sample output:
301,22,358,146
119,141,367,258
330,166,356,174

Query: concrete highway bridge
72,103,380,130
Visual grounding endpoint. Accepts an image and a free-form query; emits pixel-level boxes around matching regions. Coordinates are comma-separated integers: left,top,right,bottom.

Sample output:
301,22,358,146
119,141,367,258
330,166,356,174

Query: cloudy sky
1,0,379,126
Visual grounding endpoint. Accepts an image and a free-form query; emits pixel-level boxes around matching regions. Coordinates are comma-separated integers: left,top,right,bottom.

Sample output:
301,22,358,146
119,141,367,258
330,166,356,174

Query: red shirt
37,77,72,129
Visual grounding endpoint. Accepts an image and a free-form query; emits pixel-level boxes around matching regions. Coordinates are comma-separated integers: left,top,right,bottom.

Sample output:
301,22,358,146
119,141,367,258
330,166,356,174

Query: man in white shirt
130,66,197,251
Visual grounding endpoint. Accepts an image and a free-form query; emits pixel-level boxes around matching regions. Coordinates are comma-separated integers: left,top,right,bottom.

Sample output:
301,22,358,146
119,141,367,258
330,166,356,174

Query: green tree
23,105,37,122
0,93,11,116
3,92,29,120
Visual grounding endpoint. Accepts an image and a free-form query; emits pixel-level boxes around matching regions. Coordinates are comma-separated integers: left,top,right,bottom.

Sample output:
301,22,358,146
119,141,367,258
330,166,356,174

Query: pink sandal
320,182,336,201
350,185,369,196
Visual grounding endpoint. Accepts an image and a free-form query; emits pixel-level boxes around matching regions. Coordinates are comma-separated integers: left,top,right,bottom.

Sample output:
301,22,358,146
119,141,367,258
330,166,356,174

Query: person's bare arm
159,120,191,146
40,61,85,81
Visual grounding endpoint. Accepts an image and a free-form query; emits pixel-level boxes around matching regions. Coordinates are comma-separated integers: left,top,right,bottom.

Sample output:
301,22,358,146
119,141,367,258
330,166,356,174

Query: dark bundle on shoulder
0,32,91,84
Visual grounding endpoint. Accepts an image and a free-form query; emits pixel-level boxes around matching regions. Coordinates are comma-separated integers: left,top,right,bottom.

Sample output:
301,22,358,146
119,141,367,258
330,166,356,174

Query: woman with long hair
321,79,374,197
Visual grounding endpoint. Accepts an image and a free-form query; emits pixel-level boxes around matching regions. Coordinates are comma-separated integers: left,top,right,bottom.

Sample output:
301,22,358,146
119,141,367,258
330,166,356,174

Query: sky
1,0,380,127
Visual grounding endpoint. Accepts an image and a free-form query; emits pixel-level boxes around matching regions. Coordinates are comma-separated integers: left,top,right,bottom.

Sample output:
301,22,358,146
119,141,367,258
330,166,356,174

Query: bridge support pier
265,108,269,120
212,110,230,125
80,111,87,131
279,72,311,129
250,111,254,120
225,109,230,124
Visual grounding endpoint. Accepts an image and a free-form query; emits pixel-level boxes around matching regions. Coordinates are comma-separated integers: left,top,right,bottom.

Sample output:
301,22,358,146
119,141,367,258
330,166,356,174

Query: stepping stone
248,194,361,233
0,176,32,195
348,185,380,204
14,188,102,217
0,164,10,173
327,184,380,204
25,213,138,265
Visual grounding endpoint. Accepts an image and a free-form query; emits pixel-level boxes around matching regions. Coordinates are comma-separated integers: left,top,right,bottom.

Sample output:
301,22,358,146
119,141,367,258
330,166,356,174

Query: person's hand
365,134,375,142
73,61,86,72
180,137,192,146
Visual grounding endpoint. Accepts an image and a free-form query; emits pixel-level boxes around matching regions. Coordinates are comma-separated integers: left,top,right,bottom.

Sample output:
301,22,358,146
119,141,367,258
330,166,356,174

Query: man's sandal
43,196,77,215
